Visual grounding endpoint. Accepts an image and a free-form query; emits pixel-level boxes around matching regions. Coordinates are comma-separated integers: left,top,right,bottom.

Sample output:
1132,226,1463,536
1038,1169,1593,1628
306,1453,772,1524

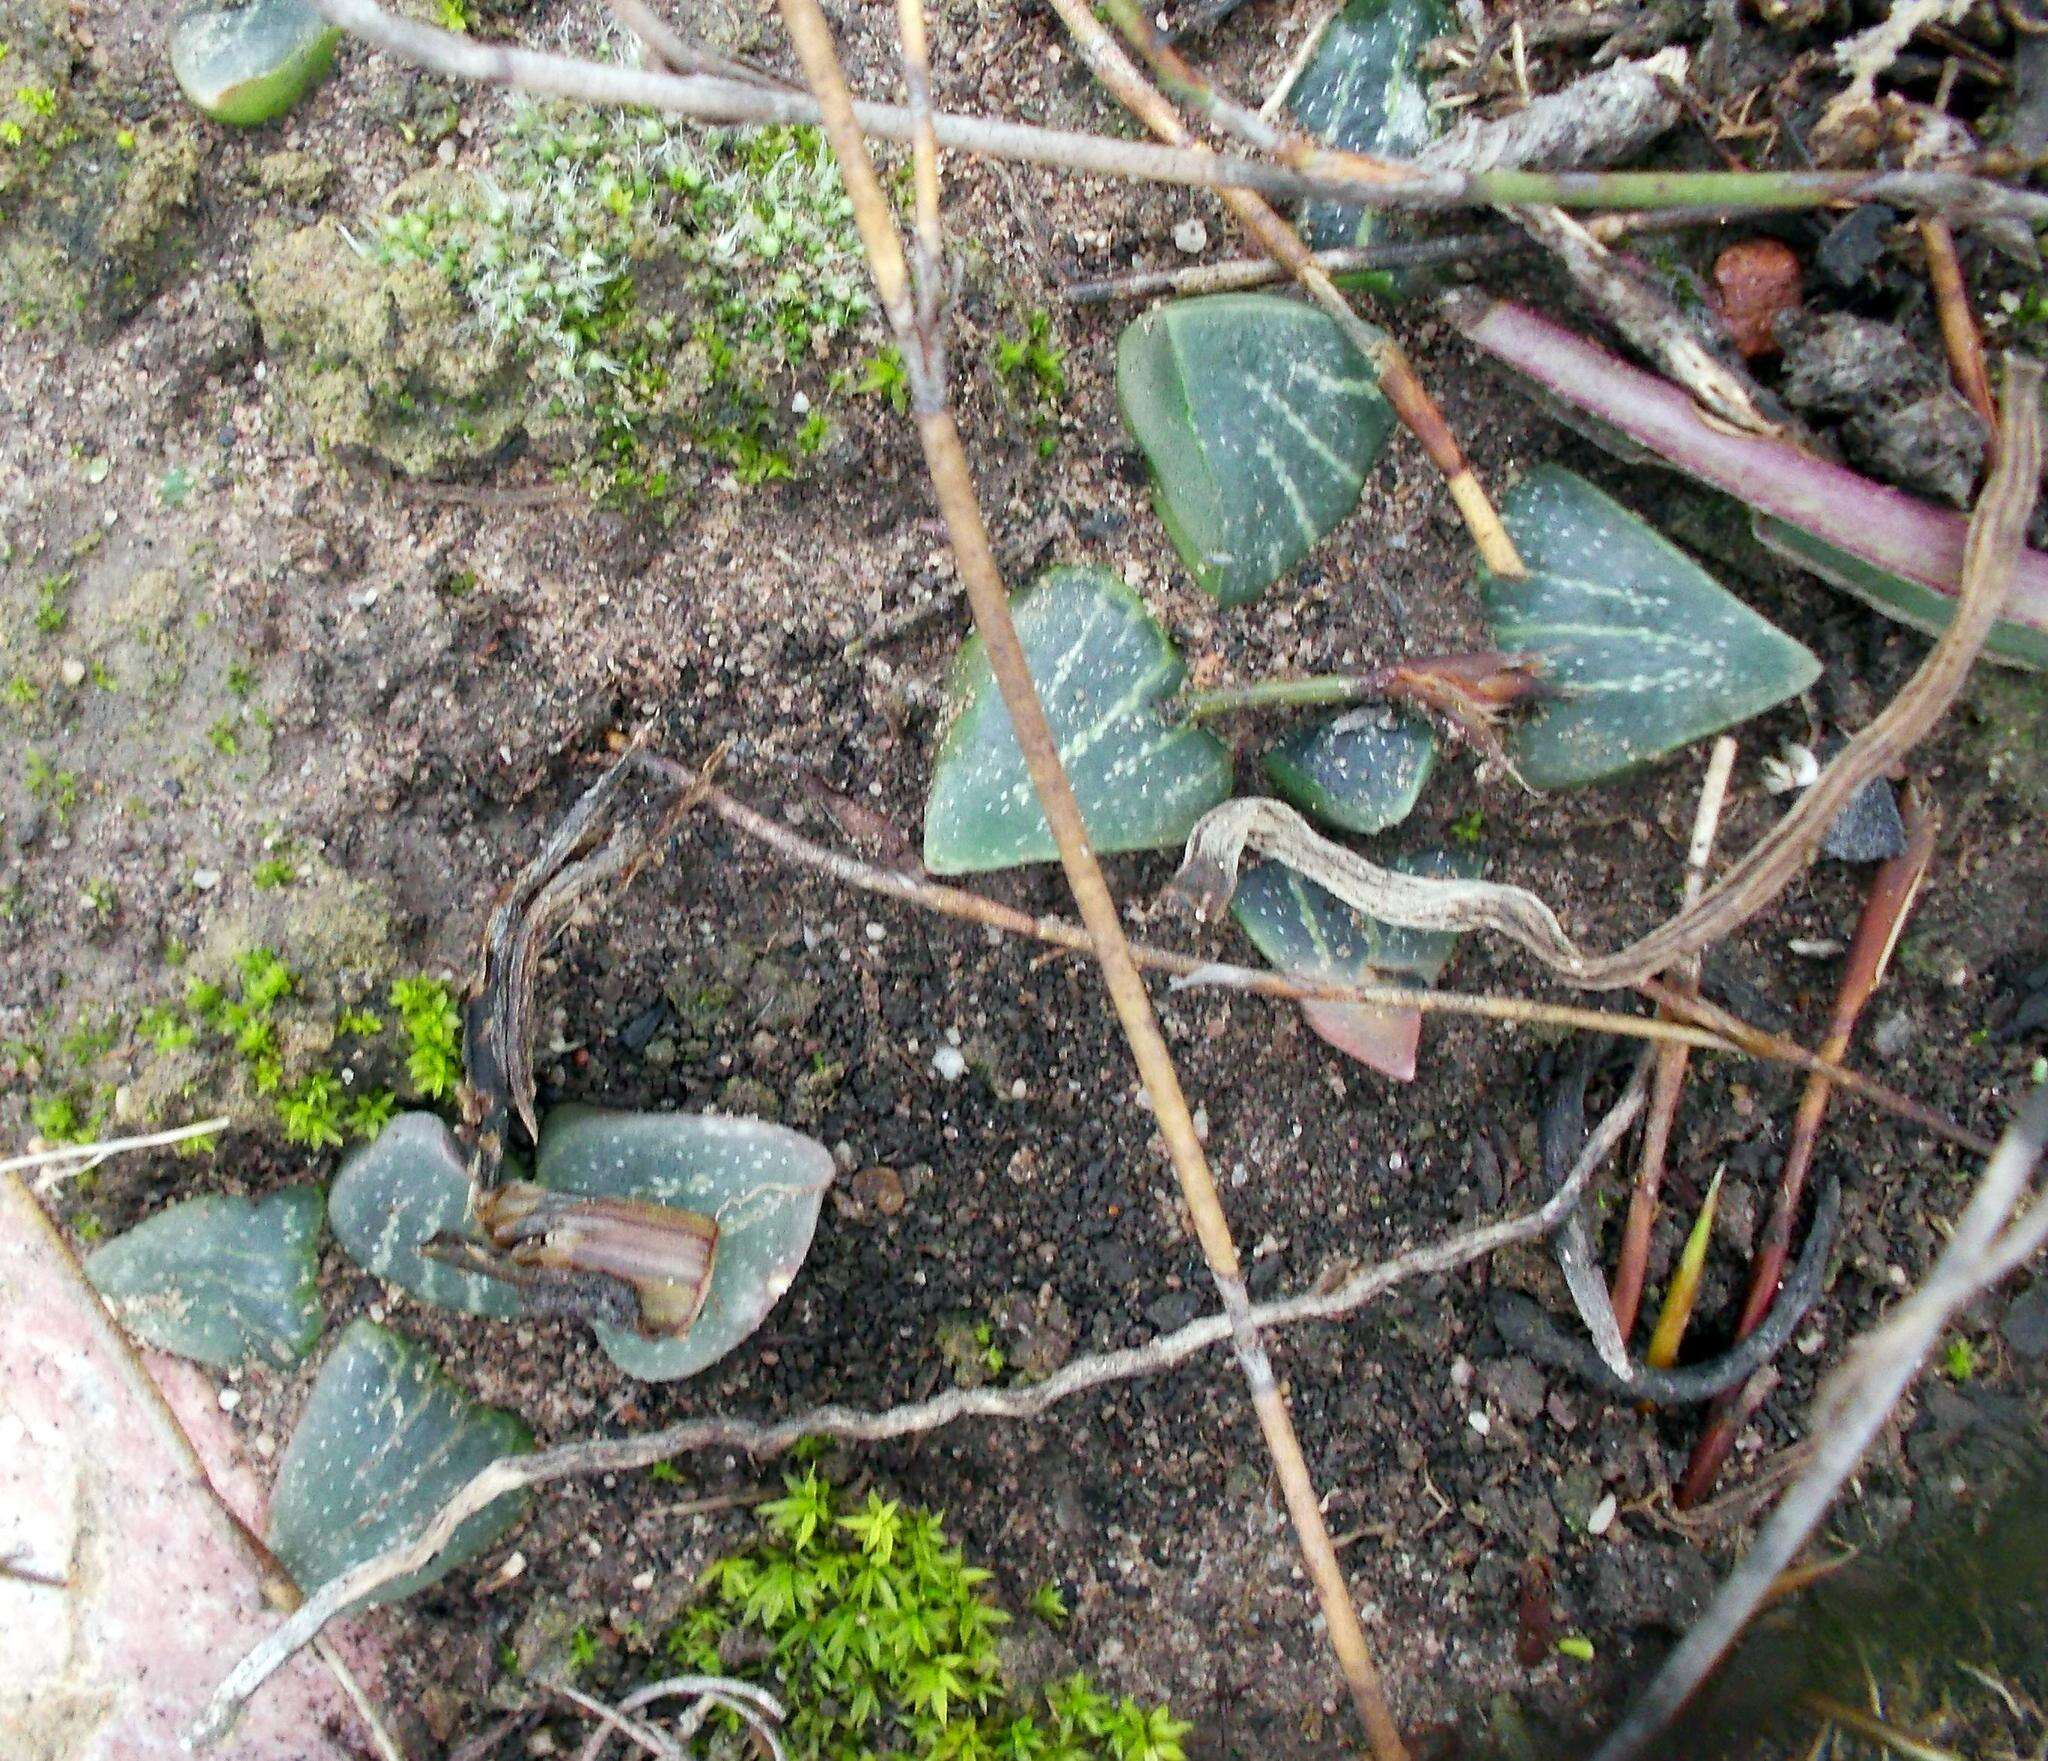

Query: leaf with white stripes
1484,467,1820,789
1232,848,1478,1081
267,1319,532,1603
1117,294,1394,608
1287,0,1451,251
923,566,1233,872
85,1186,324,1370
1263,706,1436,835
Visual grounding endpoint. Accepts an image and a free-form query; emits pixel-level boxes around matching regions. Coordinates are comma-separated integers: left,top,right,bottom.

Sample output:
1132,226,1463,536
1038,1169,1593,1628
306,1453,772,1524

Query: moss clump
255,92,871,496
247,191,528,477
99,128,201,261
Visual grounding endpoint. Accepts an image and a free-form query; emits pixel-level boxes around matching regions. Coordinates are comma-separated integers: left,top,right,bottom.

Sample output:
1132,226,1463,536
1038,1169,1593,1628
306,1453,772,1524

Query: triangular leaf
1231,850,1476,1080
267,1319,532,1603
536,1105,835,1381
1484,467,1820,789
84,1186,324,1370
1263,707,1436,835
1287,0,1451,249
170,0,342,127
923,566,1232,873
1117,295,1395,607
329,1111,528,1322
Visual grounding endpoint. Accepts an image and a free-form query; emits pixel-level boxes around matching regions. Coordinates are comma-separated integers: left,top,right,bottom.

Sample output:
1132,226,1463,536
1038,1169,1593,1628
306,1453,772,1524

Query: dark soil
5,1,2047,1757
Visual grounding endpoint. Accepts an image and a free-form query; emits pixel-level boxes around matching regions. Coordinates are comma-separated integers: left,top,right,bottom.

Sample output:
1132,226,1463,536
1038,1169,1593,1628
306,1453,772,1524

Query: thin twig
1590,1083,2048,1761
1611,736,1736,1339
672,775,1986,1152
4,1114,234,1189
603,0,781,88
1679,794,1942,1507
303,0,2048,231
1919,216,2000,442
556,1682,683,1761
191,1110,1628,1748
771,0,1411,1746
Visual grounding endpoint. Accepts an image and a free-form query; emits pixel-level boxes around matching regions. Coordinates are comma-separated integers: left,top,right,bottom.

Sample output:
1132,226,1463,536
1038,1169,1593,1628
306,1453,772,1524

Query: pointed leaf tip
1485,466,1820,789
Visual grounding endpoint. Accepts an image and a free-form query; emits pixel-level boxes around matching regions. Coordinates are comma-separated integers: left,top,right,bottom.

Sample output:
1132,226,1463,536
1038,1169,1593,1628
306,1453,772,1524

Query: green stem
1177,673,1381,720
1474,168,1867,212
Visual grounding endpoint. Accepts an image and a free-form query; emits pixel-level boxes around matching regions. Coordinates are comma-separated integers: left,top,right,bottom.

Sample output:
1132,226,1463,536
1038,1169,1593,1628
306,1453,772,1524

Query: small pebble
191,867,222,891
1587,1492,1617,1537
1171,217,1208,255
60,658,86,687
1467,1409,1491,1437
932,1045,967,1081
217,1387,240,1411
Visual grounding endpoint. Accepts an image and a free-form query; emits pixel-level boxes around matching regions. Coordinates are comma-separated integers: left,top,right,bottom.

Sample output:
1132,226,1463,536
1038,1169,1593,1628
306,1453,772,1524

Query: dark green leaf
1263,707,1435,834
1485,467,1820,788
84,1186,323,1369
267,1319,531,1602
1287,0,1451,249
1117,295,1395,607
328,1112,527,1322
1232,850,1475,1080
923,566,1232,872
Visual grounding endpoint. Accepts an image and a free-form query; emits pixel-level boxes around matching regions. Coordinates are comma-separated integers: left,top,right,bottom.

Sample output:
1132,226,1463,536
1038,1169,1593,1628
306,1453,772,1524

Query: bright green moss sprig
665,1468,1191,1761
390,975,461,1100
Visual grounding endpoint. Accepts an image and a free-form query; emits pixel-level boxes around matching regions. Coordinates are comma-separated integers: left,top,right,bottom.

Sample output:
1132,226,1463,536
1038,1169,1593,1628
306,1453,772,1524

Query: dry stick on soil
1919,216,2000,441
304,0,2048,227
191,1080,1644,1748
1676,793,1942,1508
773,0,1410,1752
603,0,780,88
1056,0,1523,579
1589,1082,2048,1761
677,774,1985,1150
1611,736,1737,1340
2,1113,234,1188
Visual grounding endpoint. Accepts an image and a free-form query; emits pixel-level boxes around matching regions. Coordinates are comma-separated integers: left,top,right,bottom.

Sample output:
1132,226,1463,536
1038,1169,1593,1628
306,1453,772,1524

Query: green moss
1966,667,2048,813
258,94,871,496
669,1468,1190,1761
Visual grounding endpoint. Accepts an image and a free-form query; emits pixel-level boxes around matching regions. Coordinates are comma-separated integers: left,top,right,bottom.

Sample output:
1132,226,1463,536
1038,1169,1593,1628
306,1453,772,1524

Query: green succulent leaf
84,1186,323,1370
1485,467,1821,789
535,1105,835,1381
329,1111,528,1322
1262,707,1436,835
922,565,1232,873
1287,0,1451,249
170,0,342,127
1117,295,1395,607
1232,850,1476,1080
1753,514,2048,671
267,1319,532,1602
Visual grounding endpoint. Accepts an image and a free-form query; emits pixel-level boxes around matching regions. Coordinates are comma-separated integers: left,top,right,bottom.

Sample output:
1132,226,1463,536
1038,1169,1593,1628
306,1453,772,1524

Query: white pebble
932,1045,967,1082
191,867,222,891
1467,1409,1490,1437
217,1387,241,1412
1587,1492,1617,1536
1172,218,1209,254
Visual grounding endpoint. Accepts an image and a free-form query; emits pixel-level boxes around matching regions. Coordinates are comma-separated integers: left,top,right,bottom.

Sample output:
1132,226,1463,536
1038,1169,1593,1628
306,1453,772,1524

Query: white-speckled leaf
1118,295,1395,607
83,1186,323,1371
1262,707,1436,835
1485,467,1821,789
923,566,1233,873
267,1319,532,1603
170,0,342,127
1232,850,1476,1080
328,1112,528,1322
535,1105,835,1381
1288,0,1451,249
